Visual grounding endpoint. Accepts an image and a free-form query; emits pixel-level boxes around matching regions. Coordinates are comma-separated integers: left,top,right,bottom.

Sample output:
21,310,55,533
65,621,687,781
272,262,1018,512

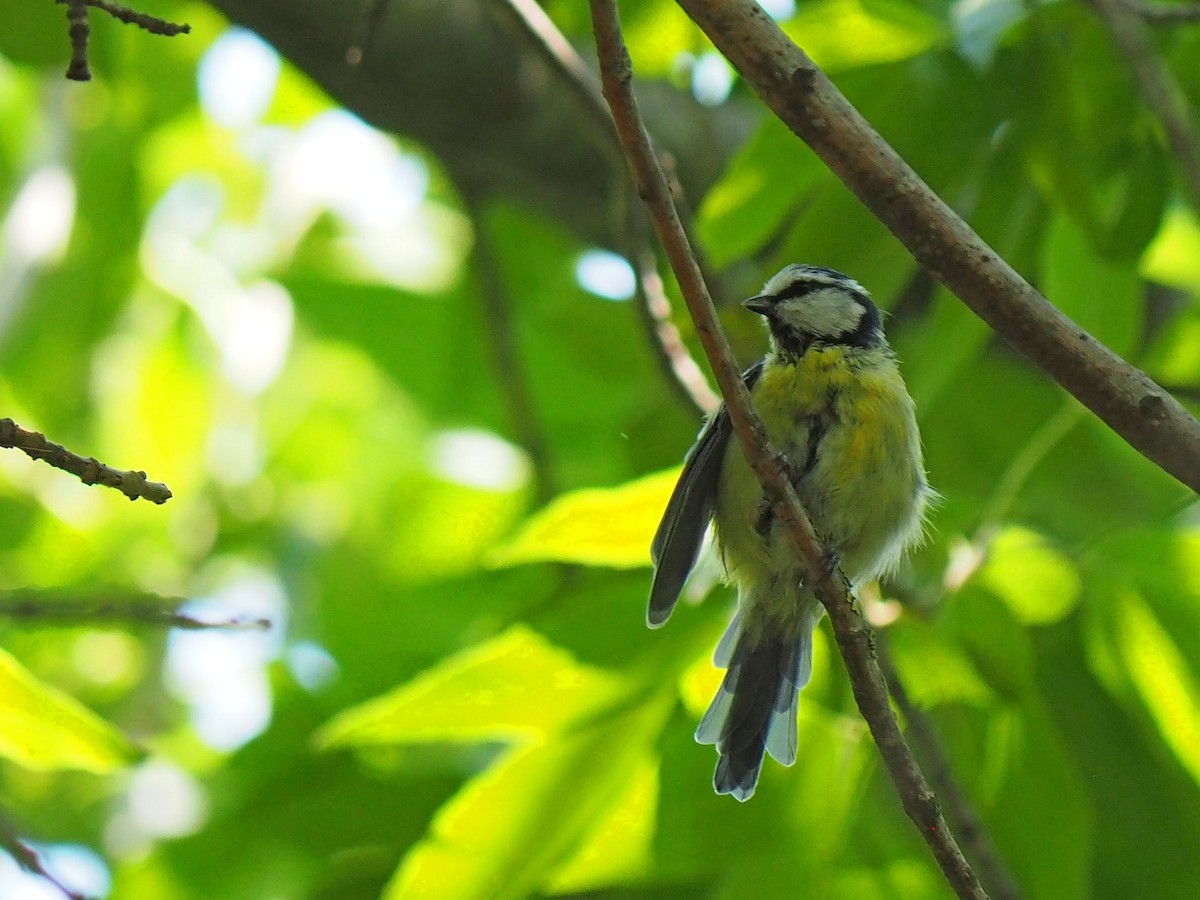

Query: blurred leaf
544,752,658,893
0,0,67,69
0,644,139,773
782,0,949,73
976,526,1082,626
1040,213,1142,358
382,691,672,900
1114,588,1200,788
488,468,677,569
886,619,994,707
943,588,1037,702
315,625,627,748
1141,203,1200,293
697,117,824,267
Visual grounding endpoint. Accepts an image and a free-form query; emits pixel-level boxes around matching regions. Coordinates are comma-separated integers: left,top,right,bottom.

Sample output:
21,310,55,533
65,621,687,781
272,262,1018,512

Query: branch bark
0,417,172,503
1088,0,1200,211
675,0,1200,494
589,2,987,897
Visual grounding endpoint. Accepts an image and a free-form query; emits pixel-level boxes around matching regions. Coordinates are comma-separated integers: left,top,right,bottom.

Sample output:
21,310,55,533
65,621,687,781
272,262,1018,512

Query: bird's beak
742,295,772,317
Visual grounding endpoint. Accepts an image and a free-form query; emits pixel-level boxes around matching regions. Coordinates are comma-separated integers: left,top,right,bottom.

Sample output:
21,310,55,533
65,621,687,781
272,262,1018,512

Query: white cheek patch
776,289,864,338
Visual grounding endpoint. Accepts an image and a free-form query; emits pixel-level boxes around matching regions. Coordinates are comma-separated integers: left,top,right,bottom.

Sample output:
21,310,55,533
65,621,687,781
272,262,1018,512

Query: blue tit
649,264,932,801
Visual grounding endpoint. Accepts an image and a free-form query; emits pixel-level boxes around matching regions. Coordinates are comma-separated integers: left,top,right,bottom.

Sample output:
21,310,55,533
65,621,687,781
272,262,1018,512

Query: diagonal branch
494,0,719,415
56,0,190,81
0,592,270,631
1116,0,1200,22
0,807,89,900
878,637,1023,900
1088,0,1200,211
675,0,1200,494
0,418,172,503
588,2,987,897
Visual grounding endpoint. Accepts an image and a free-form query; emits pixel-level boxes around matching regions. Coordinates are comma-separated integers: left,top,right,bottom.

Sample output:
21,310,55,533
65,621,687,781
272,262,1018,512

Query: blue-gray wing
647,361,765,628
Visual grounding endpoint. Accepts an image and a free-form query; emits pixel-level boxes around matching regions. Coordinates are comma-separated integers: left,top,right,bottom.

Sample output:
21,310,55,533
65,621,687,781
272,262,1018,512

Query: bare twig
494,0,720,416
82,0,189,34
674,0,1200,494
589,3,986,897
878,639,1024,900
0,808,89,900
1116,0,1200,22
493,0,617,154
0,418,172,503
1088,0,1200,210
632,248,721,414
56,0,190,81
0,592,270,631
63,0,90,80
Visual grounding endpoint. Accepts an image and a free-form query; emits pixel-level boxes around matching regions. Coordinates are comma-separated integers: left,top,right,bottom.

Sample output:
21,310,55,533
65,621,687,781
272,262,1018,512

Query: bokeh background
1,0,1199,897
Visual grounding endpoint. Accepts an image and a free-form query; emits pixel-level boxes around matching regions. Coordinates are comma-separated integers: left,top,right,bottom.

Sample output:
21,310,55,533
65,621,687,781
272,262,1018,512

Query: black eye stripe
773,282,872,306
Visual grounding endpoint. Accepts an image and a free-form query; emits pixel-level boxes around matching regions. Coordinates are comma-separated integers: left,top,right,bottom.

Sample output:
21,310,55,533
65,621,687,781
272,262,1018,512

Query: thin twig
493,0,618,154
56,0,189,81
878,638,1024,900
632,248,721,414
82,0,189,34
1116,0,1200,22
0,418,172,503
494,0,720,416
588,3,986,897
63,0,89,80
674,0,1200,493
0,808,89,900
0,593,270,631
1088,0,1200,210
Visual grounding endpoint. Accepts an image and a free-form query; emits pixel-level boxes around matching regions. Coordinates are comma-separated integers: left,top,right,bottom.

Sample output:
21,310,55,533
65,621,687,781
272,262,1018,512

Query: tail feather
695,614,814,801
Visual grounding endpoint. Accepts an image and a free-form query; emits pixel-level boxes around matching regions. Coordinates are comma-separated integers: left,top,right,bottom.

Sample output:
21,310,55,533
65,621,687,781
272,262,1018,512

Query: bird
648,264,932,801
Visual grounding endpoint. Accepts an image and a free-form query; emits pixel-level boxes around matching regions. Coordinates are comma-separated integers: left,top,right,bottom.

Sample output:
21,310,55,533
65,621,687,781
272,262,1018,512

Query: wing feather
647,361,764,627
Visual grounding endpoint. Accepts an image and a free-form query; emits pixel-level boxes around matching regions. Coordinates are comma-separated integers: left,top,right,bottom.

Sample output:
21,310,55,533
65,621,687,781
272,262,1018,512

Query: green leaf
782,0,949,73
1040,213,1143,358
1140,203,1200,293
0,645,139,773
1115,588,1200,788
697,118,825,267
382,692,672,900
488,469,678,569
976,526,1082,626
315,625,627,748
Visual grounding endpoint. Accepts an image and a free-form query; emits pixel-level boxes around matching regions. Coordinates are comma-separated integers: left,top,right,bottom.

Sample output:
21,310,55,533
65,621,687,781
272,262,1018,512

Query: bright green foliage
0,1,1199,899
316,625,630,747
487,469,678,569
0,645,140,772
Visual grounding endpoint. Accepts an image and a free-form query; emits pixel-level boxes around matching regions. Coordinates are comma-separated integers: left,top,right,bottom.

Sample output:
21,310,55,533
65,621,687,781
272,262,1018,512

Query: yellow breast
715,346,926,586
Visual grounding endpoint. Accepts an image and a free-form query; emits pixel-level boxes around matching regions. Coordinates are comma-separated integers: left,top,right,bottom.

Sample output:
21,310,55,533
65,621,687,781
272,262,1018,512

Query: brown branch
63,0,90,80
878,638,1024,900
0,418,172,504
588,3,986,897
56,0,190,81
0,808,89,900
1088,0,1200,211
1116,0,1200,22
494,0,720,416
674,0,1200,494
0,592,270,631
632,248,721,414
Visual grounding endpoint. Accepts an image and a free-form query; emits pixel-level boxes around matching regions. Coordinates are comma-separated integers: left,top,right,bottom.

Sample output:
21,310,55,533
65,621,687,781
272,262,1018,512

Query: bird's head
743,264,883,358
